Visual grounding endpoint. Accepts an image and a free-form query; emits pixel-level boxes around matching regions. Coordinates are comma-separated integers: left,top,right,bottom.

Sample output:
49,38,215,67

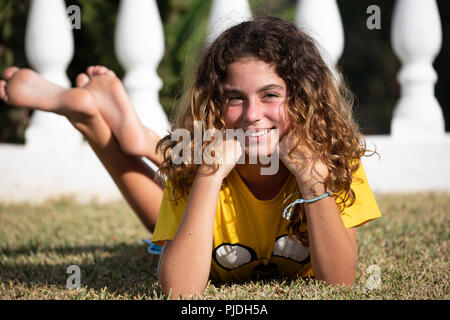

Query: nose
243,97,264,123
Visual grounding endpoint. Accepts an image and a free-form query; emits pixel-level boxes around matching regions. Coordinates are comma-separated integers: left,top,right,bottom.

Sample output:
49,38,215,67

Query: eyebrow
222,84,284,95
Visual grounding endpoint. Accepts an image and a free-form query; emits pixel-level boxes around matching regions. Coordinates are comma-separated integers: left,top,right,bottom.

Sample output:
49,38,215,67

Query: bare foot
0,67,98,123
0,65,161,163
77,65,157,159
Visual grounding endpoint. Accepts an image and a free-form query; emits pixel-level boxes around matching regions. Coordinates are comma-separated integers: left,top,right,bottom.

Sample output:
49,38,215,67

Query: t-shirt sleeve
339,162,382,228
151,182,188,247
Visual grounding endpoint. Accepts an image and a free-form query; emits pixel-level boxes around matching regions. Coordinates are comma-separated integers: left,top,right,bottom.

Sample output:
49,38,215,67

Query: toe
96,66,109,75
2,66,19,80
76,73,90,88
0,81,5,100
92,65,100,75
86,66,96,77
106,69,116,77
0,81,8,102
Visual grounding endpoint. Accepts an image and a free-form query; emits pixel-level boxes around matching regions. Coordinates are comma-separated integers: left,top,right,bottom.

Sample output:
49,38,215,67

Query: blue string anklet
142,239,162,255
142,239,162,275
282,191,331,220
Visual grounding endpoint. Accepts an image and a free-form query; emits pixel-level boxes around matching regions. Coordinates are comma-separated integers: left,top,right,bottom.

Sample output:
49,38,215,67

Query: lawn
0,193,448,300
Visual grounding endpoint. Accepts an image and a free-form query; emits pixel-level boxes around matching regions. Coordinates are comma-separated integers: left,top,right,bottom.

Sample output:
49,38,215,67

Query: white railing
21,0,446,147
391,0,444,140
0,0,448,202
207,0,252,44
296,0,344,72
24,0,82,148
23,0,171,149
114,0,169,139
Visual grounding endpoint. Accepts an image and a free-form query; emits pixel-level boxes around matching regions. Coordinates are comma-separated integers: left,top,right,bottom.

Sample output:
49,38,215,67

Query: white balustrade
295,0,344,72
24,0,83,148
114,0,170,139
207,0,252,44
391,0,444,140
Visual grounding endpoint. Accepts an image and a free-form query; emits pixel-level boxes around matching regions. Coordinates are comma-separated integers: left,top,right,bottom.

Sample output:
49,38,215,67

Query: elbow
158,269,207,299
159,280,207,300
331,273,356,288
318,272,355,288
157,244,211,299
330,256,357,287
315,262,357,288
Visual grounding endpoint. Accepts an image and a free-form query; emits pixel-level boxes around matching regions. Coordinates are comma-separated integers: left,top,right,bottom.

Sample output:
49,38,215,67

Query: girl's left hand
278,129,328,185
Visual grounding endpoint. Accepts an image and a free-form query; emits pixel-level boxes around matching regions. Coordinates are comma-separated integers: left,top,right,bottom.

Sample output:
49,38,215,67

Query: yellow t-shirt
152,163,381,283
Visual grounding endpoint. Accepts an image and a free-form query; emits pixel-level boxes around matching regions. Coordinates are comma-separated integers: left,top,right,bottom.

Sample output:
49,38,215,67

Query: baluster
391,0,444,139
295,0,344,73
207,0,252,44
114,0,169,139
24,0,82,148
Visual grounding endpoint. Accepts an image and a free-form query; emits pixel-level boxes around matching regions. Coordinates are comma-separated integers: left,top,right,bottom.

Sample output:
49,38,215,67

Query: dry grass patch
0,193,448,299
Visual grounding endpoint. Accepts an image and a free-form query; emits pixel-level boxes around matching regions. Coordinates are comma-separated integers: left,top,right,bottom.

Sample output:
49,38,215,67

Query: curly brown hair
156,16,374,246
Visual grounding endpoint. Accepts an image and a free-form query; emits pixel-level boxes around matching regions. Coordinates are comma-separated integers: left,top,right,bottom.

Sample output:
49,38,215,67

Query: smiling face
222,58,292,159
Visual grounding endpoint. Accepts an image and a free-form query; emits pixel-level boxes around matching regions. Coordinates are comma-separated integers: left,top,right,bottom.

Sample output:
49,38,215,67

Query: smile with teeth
246,128,272,137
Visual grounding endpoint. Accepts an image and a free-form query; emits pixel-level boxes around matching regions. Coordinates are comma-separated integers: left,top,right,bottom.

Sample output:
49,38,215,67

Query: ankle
59,88,99,123
69,111,101,135
70,112,113,147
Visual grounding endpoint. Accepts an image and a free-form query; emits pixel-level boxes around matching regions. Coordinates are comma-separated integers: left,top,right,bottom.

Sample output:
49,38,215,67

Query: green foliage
66,0,123,80
0,0,29,143
157,0,212,119
338,0,400,135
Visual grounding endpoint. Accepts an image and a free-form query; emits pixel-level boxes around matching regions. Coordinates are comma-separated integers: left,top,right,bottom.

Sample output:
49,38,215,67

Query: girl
153,16,381,298
0,16,381,299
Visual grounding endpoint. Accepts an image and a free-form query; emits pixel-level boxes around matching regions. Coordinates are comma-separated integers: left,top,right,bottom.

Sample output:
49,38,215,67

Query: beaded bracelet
282,191,332,219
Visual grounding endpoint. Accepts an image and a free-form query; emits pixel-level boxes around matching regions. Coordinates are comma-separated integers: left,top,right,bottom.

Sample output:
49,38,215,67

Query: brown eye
227,96,243,106
263,93,279,99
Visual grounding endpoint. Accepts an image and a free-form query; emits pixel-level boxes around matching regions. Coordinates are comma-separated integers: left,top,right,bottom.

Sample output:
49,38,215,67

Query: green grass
0,193,449,300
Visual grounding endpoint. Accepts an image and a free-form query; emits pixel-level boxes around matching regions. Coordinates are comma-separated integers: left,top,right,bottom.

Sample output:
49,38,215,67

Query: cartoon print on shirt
212,234,310,279
212,243,257,271
272,235,310,262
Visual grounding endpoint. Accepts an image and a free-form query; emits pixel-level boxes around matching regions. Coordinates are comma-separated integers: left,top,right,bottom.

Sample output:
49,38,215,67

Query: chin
244,137,280,163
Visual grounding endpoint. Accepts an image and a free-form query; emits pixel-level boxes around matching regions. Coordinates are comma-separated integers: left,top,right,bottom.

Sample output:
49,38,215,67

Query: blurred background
0,0,448,144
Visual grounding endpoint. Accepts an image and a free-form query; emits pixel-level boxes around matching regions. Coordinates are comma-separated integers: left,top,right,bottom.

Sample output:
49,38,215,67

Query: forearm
297,175,357,286
158,171,222,299
73,114,163,232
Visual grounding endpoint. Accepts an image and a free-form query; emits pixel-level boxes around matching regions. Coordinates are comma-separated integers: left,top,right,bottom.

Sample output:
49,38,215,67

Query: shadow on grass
0,243,162,298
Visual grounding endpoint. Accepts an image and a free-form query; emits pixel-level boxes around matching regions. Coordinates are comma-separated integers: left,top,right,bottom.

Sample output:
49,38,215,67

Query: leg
0,67,162,232
80,114,163,232
0,67,97,122
77,66,163,165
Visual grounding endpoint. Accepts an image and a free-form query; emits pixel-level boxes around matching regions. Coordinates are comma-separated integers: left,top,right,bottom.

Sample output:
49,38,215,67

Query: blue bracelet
282,191,332,219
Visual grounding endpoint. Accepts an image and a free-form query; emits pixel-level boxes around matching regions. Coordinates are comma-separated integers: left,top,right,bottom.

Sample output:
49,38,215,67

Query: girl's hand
278,129,328,186
198,136,243,181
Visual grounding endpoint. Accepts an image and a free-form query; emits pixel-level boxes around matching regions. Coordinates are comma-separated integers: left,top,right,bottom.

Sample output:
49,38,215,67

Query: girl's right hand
199,136,244,180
